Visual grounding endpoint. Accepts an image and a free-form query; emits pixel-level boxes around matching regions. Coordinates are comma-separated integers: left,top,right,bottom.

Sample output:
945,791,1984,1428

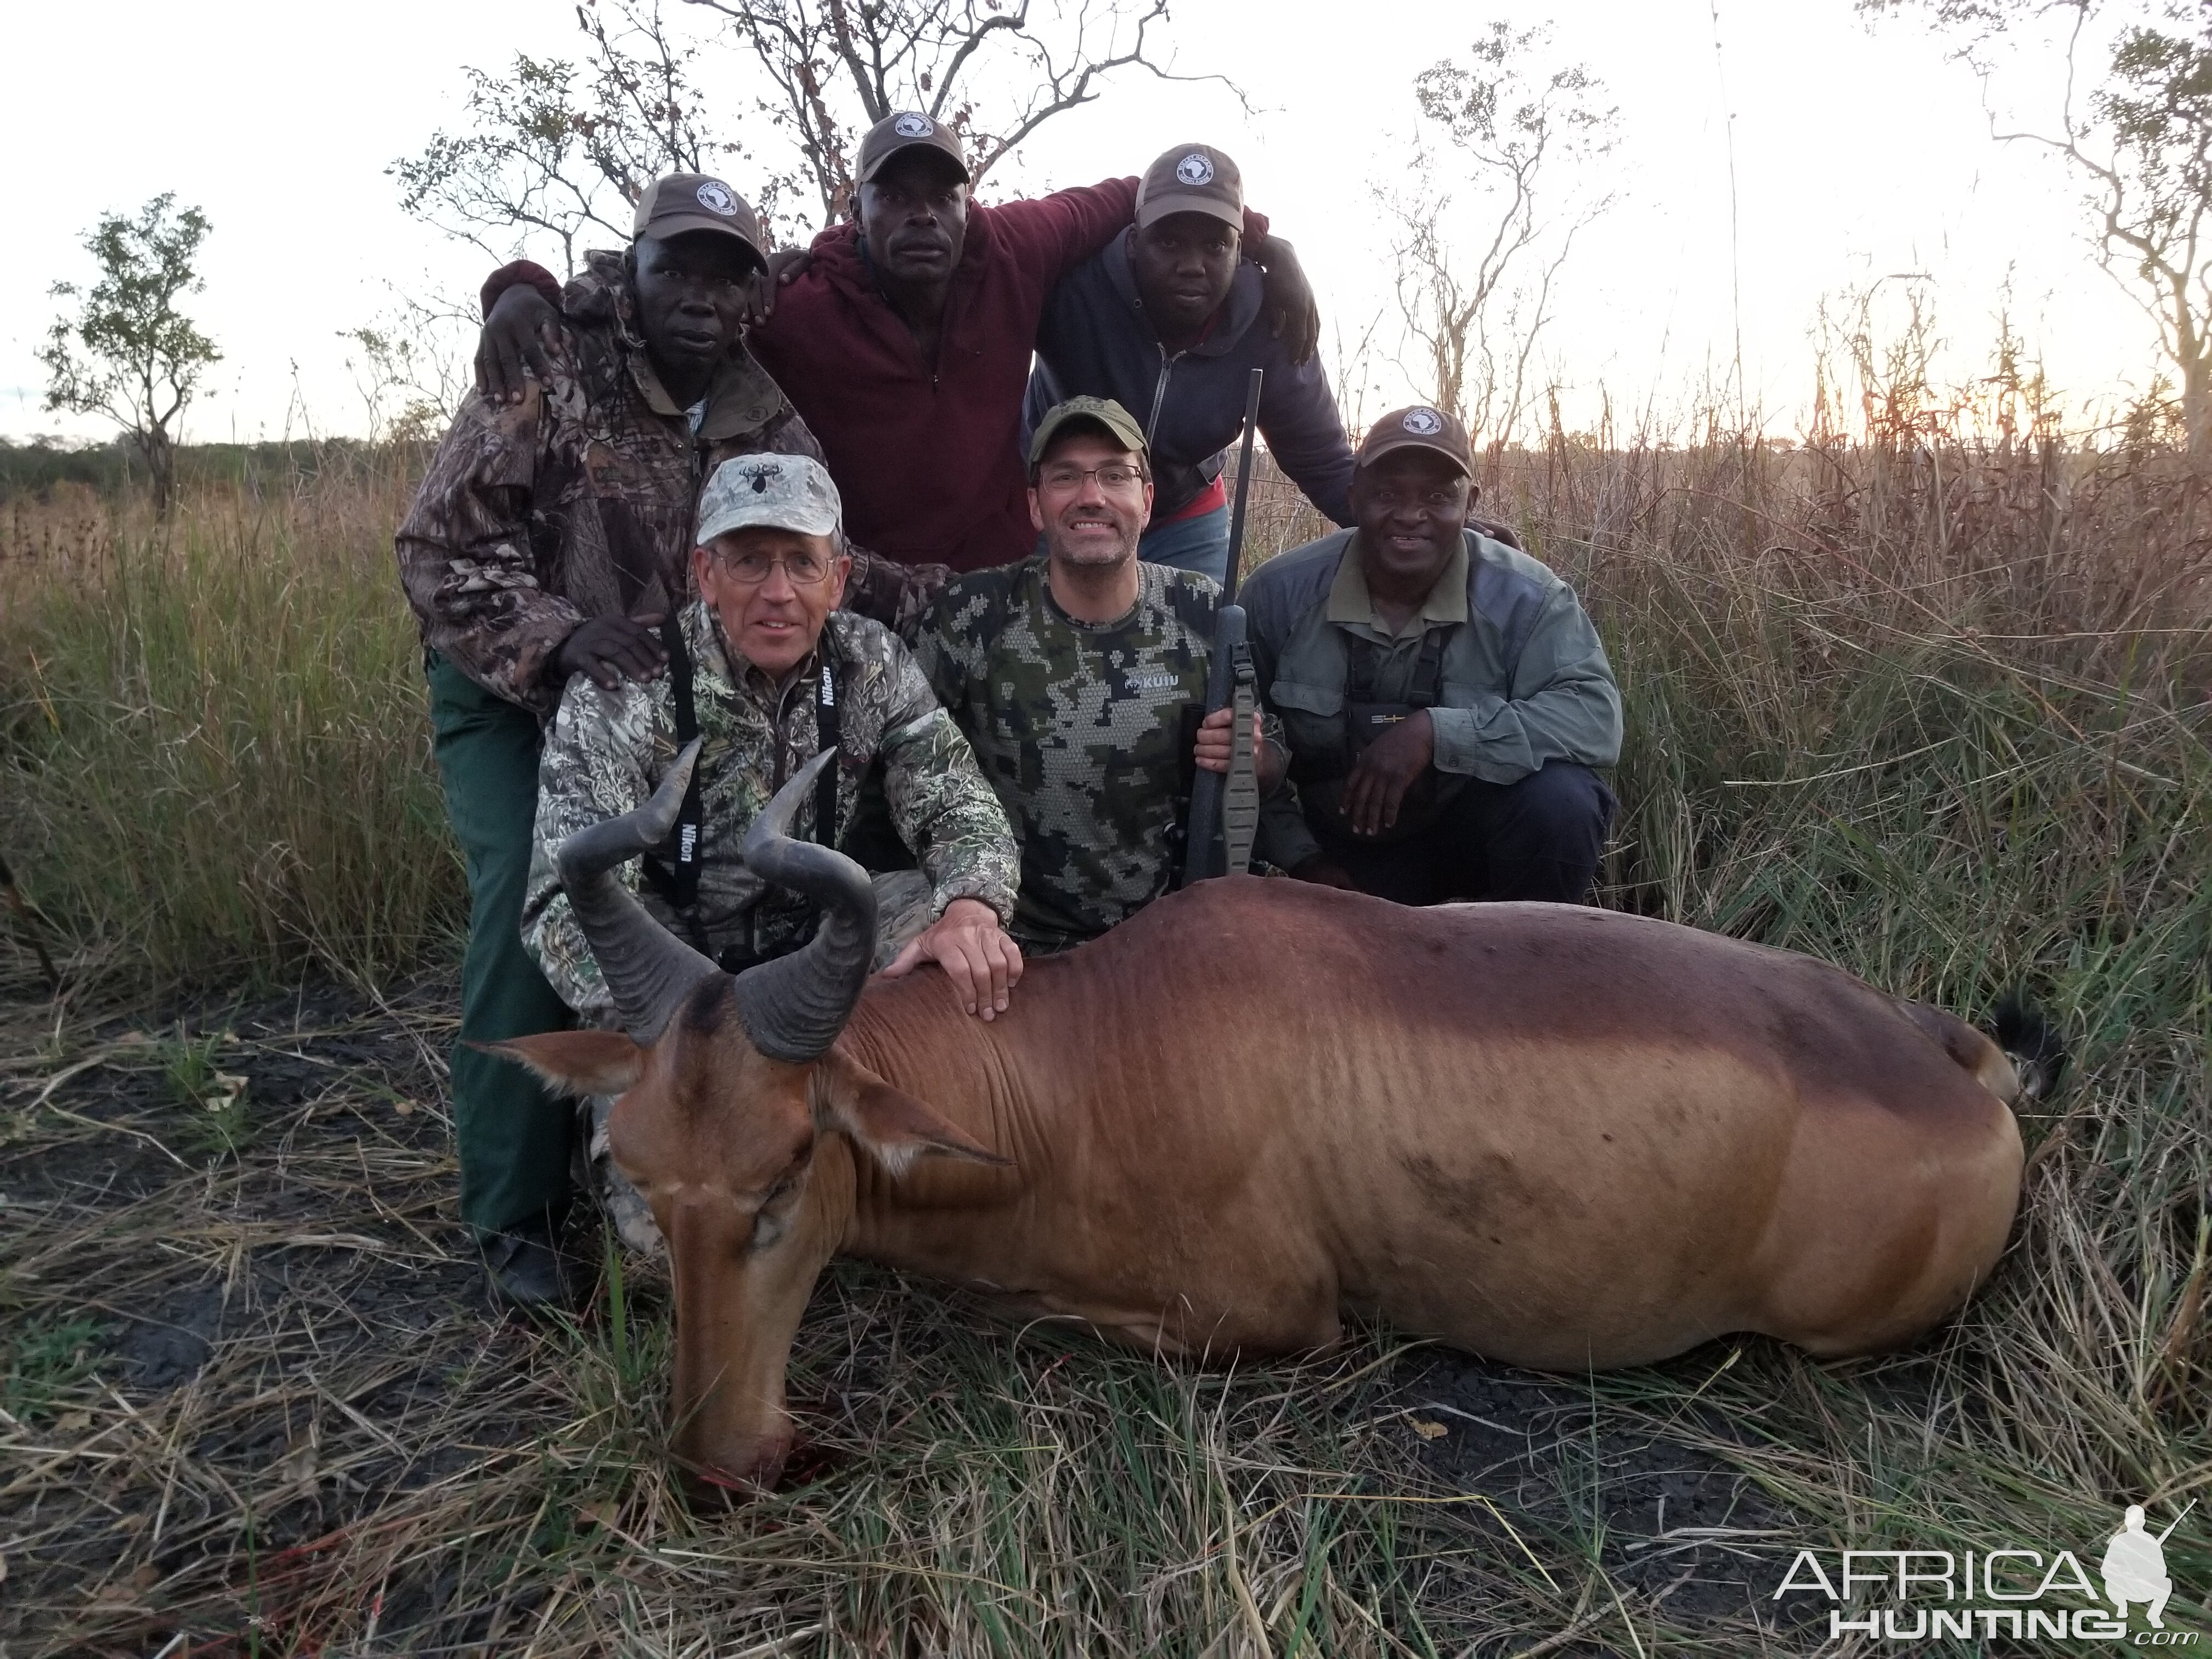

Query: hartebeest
496,748,2038,1492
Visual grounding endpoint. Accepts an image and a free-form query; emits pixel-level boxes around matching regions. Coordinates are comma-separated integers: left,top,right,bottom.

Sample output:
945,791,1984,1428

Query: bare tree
684,0,1234,232
38,193,221,517
394,0,1230,266
1864,0,2212,456
341,290,478,445
392,0,727,273
1389,25,1618,446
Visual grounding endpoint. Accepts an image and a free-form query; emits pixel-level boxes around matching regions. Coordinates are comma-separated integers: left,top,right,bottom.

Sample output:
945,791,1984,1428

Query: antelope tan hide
495,747,2029,1492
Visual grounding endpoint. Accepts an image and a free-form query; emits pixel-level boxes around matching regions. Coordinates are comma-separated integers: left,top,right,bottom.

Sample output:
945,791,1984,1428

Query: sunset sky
1,0,2154,446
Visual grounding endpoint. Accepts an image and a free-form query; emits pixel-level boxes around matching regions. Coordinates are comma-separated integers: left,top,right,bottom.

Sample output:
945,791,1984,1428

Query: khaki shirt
1242,528,1622,867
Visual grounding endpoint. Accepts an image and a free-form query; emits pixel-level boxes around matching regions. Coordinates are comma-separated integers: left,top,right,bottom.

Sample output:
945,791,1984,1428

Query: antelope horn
554,738,721,1044
731,749,877,1062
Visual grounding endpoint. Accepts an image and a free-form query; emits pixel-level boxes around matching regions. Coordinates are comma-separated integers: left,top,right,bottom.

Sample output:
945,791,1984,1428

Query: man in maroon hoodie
476,111,1316,579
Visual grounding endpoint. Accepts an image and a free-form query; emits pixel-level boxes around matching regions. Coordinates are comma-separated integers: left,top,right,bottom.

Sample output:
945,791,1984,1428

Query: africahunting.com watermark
1773,1502,2199,1644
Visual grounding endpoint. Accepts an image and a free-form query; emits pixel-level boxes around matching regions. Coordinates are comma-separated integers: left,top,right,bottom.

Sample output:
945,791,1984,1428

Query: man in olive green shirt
1244,405,1620,905
917,396,1288,952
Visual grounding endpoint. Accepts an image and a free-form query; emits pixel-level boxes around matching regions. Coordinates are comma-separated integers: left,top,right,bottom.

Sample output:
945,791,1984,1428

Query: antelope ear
476,1031,646,1098
815,1048,1010,1177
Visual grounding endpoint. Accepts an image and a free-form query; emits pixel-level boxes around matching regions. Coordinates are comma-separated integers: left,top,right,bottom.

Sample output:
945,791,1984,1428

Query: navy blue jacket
1024,231,1358,526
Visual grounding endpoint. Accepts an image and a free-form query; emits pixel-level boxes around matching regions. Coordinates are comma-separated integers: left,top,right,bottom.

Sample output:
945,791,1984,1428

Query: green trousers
427,653,576,1237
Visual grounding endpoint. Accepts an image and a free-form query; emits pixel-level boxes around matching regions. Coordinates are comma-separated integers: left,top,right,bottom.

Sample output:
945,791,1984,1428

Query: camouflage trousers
579,870,936,1257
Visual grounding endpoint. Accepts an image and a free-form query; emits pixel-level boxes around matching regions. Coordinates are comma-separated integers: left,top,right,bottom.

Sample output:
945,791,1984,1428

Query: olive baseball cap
855,110,971,185
633,174,765,262
1356,405,1472,478
1026,396,1149,469
696,454,843,543
1135,143,1244,232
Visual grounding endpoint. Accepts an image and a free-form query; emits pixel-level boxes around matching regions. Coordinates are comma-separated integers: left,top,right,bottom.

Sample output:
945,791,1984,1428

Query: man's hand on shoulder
1341,707,1434,837
741,247,815,327
1250,235,1321,366
550,613,669,692
478,284,568,405
879,897,1024,1020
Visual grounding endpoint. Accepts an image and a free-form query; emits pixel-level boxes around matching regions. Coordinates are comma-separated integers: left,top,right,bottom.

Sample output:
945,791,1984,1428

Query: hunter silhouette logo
1401,407,1445,436
1771,1497,2200,1643
893,112,934,138
694,180,739,216
2104,1502,2192,1629
1175,151,1215,186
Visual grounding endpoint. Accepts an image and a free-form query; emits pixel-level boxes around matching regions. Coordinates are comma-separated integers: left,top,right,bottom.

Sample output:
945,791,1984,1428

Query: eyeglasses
1037,462,1147,492
712,549,838,586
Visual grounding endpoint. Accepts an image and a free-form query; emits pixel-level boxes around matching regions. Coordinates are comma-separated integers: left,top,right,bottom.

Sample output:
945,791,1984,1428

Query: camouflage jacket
523,601,1018,1020
398,251,949,717
914,556,1288,955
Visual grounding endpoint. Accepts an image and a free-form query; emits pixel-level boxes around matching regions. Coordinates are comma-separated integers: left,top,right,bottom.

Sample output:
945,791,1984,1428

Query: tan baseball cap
855,111,971,185
1027,396,1149,469
633,174,765,263
697,454,843,543
1356,405,1472,478
1135,144,1244,232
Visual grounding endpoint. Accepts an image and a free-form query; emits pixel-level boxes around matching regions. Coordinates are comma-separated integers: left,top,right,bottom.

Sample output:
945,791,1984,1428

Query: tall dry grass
1,417,2208,1652
0,459,462,995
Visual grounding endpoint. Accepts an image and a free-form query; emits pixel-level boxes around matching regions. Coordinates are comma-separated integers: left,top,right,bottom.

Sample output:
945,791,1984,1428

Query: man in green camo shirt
915,397,1290,955
525,453,1022,1263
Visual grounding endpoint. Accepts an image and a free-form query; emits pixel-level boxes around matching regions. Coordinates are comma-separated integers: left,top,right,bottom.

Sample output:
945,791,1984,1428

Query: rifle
2155,1499,2197,1544
1178,368,1264,888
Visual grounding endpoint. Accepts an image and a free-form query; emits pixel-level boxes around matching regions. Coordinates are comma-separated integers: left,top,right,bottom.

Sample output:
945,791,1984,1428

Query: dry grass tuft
0,459,461,998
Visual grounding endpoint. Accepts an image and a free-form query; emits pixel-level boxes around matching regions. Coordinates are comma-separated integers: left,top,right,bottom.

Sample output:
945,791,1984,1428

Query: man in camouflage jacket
916,397,1291,956
396,173,937,1309
526,453,1019,1256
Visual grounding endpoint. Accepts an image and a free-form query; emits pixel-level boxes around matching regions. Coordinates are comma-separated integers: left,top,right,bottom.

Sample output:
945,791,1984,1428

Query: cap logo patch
893,112,934,138
1401,407,1446,436
695,180,740,216
1175,151,1215,187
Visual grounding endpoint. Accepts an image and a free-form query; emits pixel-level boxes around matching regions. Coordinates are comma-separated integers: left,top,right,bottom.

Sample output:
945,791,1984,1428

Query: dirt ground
1,972,1819,1656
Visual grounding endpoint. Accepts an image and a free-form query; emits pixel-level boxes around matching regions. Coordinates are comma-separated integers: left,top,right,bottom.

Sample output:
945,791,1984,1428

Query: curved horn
732,748,877,1062
554,739,721,1044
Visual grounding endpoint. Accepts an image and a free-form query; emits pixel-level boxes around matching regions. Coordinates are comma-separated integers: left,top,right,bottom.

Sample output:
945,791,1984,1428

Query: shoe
481,1216,571,1311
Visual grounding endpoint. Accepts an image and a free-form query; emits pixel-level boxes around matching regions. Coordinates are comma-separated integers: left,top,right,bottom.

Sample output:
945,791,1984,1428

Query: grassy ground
1,432,2207,1655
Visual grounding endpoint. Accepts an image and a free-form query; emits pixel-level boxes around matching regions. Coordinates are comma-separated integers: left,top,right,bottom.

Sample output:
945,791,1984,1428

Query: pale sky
0,0,2156,447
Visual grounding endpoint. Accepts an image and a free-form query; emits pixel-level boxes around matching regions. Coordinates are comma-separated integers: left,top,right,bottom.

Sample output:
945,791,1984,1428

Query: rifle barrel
1220,368,1264,607
2155,1498,2197,1543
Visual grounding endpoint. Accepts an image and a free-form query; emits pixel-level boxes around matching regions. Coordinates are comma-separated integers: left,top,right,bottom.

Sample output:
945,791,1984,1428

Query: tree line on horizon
33,0,2212,515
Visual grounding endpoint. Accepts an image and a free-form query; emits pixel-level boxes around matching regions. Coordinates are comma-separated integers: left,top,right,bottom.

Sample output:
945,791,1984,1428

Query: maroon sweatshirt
488,179,1271,573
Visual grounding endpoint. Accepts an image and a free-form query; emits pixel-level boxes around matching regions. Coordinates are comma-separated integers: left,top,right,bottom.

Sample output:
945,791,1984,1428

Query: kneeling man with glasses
916,397,1295,955
527,452,1023,1023
522,455,1025,1260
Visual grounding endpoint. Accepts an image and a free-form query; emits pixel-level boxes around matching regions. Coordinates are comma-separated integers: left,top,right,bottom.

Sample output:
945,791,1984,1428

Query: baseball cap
696,454,843,543
633,174,766,263
1135,144,1244,232
1355,405,1472,478
1026,396,1149,469
855,110,971,185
